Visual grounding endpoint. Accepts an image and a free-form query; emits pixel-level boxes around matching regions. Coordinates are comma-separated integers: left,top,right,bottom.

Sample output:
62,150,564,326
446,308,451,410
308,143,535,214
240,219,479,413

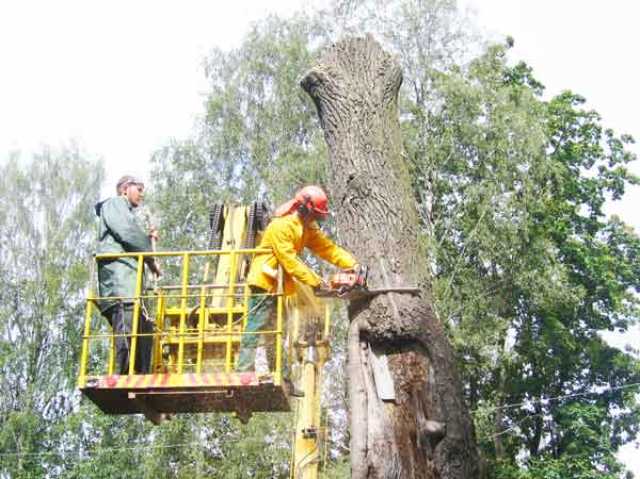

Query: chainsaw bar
315,286,421,301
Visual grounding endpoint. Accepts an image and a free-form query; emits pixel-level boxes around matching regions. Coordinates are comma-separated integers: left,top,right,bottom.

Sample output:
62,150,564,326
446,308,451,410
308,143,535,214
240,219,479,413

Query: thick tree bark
301,35,479,478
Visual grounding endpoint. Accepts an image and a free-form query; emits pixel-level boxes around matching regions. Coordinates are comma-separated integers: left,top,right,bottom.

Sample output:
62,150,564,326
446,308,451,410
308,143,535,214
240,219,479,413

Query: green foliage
0,145,104,477
406,39,640,476
320,455,350,478
149,13,330,243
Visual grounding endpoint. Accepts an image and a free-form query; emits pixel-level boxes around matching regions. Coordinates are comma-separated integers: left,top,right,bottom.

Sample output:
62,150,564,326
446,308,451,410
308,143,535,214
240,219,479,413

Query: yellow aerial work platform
78,203,332,477
78,252,290,421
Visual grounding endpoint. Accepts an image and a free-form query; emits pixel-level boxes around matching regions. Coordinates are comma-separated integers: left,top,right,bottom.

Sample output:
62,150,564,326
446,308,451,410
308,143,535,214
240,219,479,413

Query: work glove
313,279,332,296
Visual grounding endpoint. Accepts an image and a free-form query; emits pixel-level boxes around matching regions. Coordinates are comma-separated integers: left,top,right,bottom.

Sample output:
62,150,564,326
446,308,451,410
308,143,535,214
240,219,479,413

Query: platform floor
80,372,291,417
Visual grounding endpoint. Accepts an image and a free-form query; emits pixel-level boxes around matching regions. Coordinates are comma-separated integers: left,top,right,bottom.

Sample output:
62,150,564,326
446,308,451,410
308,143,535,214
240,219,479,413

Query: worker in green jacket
237,185,358,374
95,175,160,375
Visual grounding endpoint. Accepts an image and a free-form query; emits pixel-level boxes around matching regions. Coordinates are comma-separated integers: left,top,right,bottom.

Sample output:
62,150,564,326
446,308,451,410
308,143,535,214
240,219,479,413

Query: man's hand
314,278,332,295
148,226,159,242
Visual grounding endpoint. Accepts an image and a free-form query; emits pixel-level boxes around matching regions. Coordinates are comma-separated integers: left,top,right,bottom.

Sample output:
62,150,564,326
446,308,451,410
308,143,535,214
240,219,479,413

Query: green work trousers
236,287,276,372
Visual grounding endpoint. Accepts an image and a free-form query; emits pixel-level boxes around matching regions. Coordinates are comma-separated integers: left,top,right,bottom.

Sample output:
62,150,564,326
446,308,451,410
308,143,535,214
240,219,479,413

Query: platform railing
78,248,285,388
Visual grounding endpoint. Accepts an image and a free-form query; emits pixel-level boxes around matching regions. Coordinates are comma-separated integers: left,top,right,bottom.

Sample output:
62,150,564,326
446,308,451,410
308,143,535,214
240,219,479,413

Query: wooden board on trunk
369,344,395,401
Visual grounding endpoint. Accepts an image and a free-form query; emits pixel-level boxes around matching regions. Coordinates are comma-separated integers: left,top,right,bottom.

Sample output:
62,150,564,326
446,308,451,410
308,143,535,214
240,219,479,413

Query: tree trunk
301,35,479,478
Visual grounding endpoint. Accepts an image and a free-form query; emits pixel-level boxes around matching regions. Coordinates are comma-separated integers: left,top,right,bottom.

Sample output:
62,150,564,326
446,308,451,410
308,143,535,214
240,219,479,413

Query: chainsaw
315,265,421,300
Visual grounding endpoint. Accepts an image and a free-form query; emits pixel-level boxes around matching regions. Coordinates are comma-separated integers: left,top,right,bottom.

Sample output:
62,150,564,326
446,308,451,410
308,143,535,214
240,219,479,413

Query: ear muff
297,201,311,218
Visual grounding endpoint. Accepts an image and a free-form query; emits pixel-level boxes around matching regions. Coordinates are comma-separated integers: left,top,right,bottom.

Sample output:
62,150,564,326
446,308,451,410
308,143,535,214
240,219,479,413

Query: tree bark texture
301,36,479,478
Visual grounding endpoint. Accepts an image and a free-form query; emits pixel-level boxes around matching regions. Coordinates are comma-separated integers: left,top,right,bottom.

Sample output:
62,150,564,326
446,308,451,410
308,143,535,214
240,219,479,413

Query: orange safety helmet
274,185,330,219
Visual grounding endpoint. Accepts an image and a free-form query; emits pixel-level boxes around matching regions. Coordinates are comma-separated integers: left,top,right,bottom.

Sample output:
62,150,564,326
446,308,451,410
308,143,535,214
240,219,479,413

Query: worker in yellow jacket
237,185,358,373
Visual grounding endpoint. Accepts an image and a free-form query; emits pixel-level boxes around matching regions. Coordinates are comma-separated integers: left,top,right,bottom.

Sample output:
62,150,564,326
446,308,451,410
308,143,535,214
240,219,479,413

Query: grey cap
116,175,144,194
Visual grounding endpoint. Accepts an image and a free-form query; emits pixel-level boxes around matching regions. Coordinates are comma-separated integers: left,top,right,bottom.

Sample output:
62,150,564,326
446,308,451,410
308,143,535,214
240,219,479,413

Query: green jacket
95,196,151,312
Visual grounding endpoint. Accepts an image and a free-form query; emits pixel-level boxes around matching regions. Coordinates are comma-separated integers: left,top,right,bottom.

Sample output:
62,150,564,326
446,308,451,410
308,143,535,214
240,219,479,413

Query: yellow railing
78,248,285,387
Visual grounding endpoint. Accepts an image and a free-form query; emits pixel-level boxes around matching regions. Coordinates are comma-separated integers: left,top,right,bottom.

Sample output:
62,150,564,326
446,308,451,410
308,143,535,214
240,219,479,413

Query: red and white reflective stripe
95,372,260,389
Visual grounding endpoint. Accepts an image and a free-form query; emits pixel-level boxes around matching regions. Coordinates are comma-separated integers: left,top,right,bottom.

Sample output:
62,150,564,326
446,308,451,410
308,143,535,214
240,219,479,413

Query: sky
1,0,639,473
0,0,304,191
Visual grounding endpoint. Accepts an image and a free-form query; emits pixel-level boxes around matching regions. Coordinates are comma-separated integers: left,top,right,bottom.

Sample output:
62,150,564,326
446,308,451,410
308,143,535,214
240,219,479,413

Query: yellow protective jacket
247,213,356,295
